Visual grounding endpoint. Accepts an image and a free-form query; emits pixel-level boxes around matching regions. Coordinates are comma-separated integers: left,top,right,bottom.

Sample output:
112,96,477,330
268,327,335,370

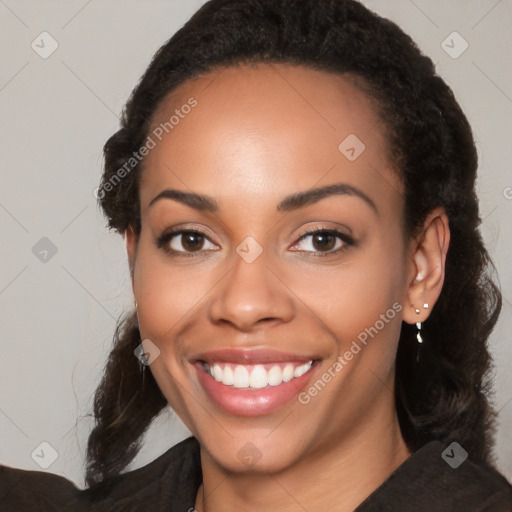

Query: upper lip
190,348,318,365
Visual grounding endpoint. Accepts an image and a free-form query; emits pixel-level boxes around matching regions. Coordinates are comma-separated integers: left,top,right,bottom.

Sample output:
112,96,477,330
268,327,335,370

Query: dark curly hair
85,0,502,488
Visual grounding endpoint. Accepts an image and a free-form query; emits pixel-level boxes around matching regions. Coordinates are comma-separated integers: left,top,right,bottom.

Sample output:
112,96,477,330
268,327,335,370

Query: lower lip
194,362,319,416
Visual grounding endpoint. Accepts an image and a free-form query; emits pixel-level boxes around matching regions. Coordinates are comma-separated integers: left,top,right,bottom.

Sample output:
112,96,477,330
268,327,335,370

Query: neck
195,390,411,512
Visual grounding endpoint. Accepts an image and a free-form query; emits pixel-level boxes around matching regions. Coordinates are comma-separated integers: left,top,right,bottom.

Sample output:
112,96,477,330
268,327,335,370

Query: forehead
140,63,402,217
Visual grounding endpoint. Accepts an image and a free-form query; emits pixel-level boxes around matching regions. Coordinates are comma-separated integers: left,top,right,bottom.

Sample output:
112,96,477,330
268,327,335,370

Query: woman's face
128,63,416,473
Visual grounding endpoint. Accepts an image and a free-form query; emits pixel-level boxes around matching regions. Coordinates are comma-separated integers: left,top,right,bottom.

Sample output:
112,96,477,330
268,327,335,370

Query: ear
125,224,138,289
402,207,450,325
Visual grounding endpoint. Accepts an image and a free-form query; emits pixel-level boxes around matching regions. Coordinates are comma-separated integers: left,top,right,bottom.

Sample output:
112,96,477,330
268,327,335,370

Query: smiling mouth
199,360,315,389
193,354,321,416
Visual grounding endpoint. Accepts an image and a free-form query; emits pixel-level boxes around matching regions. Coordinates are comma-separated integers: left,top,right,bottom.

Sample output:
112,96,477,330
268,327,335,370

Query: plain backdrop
1,0,511,487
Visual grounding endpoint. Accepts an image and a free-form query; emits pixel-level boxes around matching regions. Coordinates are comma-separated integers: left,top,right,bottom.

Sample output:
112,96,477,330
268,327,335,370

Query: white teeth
205,361,314,389
267,365,283,386
294,361,313,378
282,364,294,382
213,364,223,382
249,365,268,389
233,365,249,388
222,365,234,386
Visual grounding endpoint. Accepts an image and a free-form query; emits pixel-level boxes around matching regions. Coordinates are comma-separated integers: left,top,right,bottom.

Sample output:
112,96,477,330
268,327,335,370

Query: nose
208,248,295,332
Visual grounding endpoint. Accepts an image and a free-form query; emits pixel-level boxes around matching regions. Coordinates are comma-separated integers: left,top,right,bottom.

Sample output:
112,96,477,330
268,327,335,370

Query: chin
200,432,307,475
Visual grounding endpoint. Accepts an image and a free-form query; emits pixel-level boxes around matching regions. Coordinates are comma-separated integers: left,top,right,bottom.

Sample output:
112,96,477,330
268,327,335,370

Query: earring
416,321,423,344
412,302,429,362
134,299,138,308
413,303,429,342
139,354,147,376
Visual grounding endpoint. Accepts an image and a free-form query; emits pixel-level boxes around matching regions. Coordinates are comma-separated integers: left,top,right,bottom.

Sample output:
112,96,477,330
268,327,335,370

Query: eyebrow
148,182,378,216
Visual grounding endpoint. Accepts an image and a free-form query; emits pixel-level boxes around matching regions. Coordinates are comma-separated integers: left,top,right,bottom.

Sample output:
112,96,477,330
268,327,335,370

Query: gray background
1,0,511,487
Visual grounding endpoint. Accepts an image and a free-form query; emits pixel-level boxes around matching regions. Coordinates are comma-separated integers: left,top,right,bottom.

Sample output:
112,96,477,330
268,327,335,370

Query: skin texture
125,63,450,512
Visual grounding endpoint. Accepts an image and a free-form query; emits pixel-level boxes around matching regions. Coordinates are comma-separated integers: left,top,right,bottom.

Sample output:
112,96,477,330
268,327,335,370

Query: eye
156,229,218,256
156,227,354,258
290,228,354,256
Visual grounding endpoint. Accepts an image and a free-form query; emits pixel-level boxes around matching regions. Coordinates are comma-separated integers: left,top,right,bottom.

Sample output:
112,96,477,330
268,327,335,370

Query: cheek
286,240,405,346
133,241,212,342
132,245,209,419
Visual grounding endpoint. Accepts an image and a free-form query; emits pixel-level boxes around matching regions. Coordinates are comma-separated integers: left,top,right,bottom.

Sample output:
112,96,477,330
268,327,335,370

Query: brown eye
156,229,218,255
290,228,354,256
310,232,337,251
179,232,204,252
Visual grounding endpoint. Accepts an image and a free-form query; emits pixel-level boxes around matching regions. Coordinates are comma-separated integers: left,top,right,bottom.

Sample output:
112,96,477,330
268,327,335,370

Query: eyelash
155,227,355,258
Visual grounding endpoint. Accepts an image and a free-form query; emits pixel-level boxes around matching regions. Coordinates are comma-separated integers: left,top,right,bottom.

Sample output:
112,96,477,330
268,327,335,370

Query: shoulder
84,435,202,509
0,436,202,512
357,440,512,512
0,463,84,511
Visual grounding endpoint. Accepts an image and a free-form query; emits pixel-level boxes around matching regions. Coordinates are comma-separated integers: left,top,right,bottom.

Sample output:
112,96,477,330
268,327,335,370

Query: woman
1,0,511,510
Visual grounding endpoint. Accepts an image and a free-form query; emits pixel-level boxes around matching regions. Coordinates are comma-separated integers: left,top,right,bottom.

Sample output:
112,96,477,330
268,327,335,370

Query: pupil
183,233,203,251
313,233,334,251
